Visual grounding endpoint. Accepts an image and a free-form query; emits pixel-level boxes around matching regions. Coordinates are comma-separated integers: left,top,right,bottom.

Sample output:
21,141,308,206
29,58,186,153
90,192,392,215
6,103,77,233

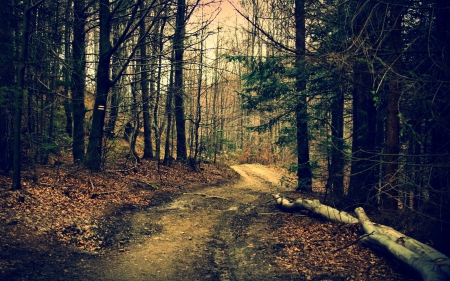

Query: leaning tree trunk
272,194,450,281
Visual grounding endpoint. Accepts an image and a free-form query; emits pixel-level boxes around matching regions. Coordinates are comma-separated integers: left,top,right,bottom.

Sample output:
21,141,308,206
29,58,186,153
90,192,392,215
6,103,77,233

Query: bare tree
85,0,166,170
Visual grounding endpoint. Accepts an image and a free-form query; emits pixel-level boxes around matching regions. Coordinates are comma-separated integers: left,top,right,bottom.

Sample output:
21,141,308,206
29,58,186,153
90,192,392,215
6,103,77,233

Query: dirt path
65,164,294,280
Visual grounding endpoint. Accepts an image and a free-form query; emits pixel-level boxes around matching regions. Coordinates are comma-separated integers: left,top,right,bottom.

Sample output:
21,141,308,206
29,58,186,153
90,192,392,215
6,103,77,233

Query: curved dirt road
73,164,295,280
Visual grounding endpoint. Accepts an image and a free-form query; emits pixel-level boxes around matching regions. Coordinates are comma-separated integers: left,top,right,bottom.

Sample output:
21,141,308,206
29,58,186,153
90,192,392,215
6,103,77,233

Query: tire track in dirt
74,164,295,281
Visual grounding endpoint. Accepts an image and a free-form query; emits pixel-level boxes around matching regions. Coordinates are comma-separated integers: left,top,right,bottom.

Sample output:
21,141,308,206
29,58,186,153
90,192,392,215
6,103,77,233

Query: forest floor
0,160,419,280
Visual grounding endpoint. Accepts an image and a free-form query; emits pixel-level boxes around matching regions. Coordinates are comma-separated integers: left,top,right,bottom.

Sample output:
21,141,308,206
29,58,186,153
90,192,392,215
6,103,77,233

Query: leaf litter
0,161,418,280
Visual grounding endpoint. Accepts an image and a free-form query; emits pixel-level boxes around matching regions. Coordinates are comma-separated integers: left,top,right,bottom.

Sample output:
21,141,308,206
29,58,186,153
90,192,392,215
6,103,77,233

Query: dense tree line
226,0,450,254
0,0,232,182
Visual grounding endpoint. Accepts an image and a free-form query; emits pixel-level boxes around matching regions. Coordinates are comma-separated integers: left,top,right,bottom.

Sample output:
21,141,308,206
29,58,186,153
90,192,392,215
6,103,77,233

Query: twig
333,231,375,253
51,163,61,189
88,173,96,193
132,178,158,190
90,189,128,199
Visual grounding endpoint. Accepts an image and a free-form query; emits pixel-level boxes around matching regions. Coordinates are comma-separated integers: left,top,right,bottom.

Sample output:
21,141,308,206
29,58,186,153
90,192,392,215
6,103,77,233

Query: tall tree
63,0,73,137
85,0,114,170
173,0,187,160
12,0,35,189
294,0,312,192
140,0,154,159
0,0,15,172
153,13,168,163
105,22,124,139
383,0,404,209
71,0,87,162
429,0,450,191
163,60,174,165
85,0,163,170
347,0,380,204
329,77,345,198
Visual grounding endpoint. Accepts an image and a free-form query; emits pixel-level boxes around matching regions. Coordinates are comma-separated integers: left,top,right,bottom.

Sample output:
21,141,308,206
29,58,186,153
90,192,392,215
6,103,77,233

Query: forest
0,0,450,279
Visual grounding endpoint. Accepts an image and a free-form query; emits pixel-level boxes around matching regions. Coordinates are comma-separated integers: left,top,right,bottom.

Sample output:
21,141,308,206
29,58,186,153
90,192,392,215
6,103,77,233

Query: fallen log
355,207,446,281
375,224,450,279
272,193,358,224
272,194,449,281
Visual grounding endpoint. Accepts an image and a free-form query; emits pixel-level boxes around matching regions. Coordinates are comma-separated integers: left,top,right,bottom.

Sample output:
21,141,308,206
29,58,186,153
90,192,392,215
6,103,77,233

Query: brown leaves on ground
0,161,418,280
270,211,418,281
0,160,238,254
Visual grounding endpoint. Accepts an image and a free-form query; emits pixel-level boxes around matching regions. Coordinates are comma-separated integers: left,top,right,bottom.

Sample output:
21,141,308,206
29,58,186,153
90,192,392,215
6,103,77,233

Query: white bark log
272,194,358,224
355,207,446,281
273,194,450,281
375,224,450,280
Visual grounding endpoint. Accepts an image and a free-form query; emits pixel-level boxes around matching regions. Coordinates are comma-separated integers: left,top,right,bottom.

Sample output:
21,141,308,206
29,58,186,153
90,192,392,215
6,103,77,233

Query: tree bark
329,85,345,197
193,33,204,162
272,194,450,281
163,61,174,165
129,81,140,161
347,0,379,204
272,194,358,224
0,0,15,172
355,208,447,281
63,0,73,138
140,1,153,159
294,0,312,192
85,0,112,170
12,0,33,190
105,28,121,139
173,0,187,161
153,15,167,163
383,0,403,209
71,0,87,162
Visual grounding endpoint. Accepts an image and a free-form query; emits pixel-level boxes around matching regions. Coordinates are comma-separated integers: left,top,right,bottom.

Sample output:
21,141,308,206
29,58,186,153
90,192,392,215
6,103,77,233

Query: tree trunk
383,0,403,209
294,0,312,192
173,0,187,161
140,1,153,159
348,0,379,204
348,59,378,203
193,35,203,162
429,0,450,196
153,15,167,163
105,23,122,139
84,0,156,170
329,85,345,197
12,0,32,190
272,194,358,223
355,208,447,281
273,194,450,281
85,0,112,170
0,0,15,172
63,0,73,137
71,0,87,162
42,2,60,165
163,61,174,165
129,81,140,161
